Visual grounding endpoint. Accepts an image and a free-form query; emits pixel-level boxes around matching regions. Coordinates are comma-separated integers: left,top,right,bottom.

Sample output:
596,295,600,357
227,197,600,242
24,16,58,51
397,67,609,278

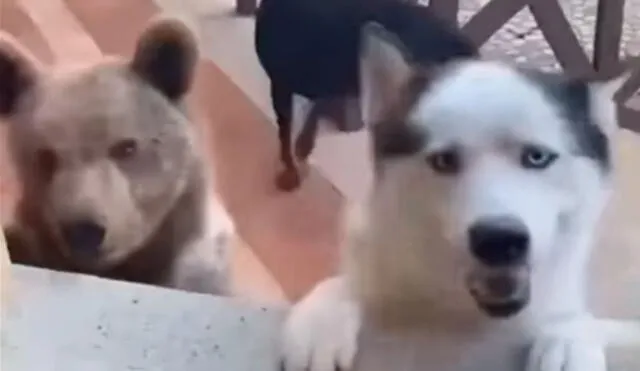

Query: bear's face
0,18,200,269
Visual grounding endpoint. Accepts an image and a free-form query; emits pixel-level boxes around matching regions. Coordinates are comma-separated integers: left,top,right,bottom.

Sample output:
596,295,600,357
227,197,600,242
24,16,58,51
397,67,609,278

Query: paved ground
444,0,640,71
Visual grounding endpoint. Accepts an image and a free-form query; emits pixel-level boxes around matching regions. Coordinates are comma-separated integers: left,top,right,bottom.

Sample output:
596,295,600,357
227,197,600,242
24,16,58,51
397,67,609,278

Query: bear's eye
109,139,139,160
34,148,59,183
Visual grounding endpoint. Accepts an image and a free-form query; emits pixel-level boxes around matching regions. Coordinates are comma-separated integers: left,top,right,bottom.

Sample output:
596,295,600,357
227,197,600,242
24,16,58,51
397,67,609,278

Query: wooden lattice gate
427,0,640,132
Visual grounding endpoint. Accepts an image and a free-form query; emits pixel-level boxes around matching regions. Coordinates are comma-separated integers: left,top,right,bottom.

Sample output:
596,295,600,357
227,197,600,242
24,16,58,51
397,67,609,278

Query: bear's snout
60,220,106,257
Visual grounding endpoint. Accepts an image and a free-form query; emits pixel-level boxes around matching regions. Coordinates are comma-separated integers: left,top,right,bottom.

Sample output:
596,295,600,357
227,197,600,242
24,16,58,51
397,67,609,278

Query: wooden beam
615,68,640,104
462,0,527,47
619,105,640,133
528,0,593,76
593,0,625,76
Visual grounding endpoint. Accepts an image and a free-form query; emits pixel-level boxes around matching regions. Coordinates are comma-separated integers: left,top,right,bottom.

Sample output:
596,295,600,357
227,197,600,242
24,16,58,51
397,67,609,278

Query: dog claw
526,336,606,371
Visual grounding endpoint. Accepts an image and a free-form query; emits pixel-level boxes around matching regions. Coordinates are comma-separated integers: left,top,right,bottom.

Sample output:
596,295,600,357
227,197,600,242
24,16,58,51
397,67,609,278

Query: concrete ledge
1,265,285,371
1,265,638,370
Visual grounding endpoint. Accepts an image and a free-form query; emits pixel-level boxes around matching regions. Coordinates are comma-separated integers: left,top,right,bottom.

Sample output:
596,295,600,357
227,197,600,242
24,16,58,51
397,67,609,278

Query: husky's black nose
468,217,529,266
61,220,106,255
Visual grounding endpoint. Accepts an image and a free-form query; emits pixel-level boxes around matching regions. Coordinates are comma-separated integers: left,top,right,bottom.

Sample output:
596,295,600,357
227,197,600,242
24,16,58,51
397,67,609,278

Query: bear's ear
0,34,40,117
130,17,199,102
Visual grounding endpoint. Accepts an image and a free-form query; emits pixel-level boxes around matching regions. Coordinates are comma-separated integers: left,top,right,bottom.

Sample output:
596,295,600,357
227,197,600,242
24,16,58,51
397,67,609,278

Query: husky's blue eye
427,150,461,175
521,146,558,169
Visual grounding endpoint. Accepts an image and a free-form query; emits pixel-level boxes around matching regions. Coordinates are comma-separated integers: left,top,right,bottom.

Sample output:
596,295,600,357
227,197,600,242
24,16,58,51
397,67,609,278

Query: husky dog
279,23,639,371
255,0,477,191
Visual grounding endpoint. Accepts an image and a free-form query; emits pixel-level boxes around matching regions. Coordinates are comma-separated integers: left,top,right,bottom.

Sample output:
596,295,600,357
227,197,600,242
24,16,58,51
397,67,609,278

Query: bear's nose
60,220,106,255
468,217,530,267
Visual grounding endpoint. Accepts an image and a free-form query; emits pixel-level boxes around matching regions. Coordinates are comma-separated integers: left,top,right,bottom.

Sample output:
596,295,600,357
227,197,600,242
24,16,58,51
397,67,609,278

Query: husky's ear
587,71,632,136
359,22,414,126
131,16,199,102
0,34,41,117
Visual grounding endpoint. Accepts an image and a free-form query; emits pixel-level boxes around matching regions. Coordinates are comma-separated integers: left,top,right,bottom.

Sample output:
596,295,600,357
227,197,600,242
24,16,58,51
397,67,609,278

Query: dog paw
525,336,606,371
276,168,302,191
280,278,361,371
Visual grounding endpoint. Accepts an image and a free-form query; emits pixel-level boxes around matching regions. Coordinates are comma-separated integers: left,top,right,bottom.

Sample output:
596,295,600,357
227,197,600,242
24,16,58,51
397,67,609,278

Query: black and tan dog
254,0,477,191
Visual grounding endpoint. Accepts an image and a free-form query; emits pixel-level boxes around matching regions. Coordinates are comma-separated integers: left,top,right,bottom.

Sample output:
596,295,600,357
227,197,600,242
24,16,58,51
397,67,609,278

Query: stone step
2,265,638,370
2,265,286,371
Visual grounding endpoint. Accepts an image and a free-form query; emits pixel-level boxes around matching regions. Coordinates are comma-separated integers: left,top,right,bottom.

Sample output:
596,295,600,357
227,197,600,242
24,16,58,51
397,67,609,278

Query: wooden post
462,0,527,48
529,0,593,76
593,0,625,77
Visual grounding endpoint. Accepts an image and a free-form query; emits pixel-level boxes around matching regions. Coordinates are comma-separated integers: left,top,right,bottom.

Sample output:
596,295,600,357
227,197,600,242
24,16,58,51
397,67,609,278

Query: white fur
169,192,234,295
169,132,235,295
281,277,360,371
280,58,639,371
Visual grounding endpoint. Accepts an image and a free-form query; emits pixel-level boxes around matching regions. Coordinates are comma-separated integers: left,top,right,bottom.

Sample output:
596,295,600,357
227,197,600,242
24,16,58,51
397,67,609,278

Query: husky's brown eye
521,145,558,170
109,139,138,160
427,149,461,175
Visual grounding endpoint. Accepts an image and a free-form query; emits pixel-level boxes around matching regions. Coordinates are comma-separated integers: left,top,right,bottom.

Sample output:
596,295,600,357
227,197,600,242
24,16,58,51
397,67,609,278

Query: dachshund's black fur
255,0,478,191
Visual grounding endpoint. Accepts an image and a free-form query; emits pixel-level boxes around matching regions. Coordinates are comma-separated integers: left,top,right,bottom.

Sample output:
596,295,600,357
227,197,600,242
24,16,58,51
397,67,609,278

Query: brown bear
0,17,233,295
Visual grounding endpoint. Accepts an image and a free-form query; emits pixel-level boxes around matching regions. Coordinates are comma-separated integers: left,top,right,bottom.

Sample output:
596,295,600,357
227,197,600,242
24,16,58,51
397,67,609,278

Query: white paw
281,277,361,371
170,231,232,295
526,336,606,371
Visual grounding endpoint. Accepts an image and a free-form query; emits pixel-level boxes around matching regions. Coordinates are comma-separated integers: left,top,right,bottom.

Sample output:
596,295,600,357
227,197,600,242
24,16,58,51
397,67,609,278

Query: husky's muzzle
466,216,531,317
467,264,531,318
